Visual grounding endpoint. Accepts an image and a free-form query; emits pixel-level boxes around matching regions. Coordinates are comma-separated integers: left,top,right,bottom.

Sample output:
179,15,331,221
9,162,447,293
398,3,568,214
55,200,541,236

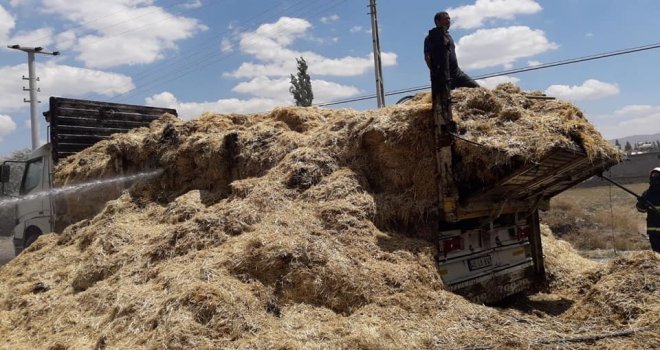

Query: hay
0,85,653,349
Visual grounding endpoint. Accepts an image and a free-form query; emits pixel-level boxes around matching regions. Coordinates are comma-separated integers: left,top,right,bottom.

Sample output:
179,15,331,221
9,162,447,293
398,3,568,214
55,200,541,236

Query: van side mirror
0,164,10,183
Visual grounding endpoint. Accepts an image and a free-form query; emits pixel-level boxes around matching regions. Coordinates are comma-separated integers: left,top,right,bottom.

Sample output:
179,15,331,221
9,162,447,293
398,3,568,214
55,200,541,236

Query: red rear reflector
442,237,464,254
517,226,530,240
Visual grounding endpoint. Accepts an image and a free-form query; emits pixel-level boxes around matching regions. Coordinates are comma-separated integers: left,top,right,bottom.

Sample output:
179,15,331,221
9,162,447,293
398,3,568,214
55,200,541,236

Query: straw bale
0,85,651,349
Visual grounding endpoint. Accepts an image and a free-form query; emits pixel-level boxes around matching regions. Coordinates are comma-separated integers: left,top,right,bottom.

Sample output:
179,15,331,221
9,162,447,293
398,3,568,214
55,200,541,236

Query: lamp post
8,45,60,150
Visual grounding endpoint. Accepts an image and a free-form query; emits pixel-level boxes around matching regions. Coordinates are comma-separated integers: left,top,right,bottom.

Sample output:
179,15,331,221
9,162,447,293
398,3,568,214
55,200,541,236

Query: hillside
610,132,660,147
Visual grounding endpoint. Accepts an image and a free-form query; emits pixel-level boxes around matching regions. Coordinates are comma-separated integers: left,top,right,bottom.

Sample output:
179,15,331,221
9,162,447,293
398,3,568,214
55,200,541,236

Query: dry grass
541,183,650,252
0,84,654,349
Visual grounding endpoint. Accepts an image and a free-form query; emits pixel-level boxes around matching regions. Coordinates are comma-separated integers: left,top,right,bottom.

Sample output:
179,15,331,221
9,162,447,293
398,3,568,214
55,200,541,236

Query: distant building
635,142,654,153
584,151,660,186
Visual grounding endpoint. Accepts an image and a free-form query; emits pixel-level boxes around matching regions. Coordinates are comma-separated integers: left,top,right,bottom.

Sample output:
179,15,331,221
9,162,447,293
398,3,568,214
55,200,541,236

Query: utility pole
368,0,385,108
8,45,60,150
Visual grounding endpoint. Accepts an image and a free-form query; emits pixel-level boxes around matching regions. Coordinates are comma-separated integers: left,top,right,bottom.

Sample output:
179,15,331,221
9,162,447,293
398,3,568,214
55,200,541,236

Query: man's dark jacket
637,179,660,252
637,181,660,230
424,28,478,89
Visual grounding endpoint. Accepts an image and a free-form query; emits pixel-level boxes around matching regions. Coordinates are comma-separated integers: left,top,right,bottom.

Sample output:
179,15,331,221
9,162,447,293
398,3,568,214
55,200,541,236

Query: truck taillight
442,237,464,255
517,226,530,240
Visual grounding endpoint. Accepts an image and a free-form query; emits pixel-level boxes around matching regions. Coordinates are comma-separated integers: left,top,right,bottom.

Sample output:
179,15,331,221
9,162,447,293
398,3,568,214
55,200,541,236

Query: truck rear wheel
24,226,42,249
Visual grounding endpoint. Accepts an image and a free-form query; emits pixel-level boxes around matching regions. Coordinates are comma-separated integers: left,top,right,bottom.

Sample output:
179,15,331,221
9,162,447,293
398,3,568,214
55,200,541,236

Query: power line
124,0,313,84
317,41,660,107
21,0,199,47
101,0,324,99
110,0,350,103
111,0,345,102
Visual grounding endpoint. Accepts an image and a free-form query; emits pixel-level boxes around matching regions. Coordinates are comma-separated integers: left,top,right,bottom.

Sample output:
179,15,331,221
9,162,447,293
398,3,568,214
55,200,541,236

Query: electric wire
316,41,660,107
19,0,198,47
125,0,314,84
109,0,350,103
110,0,344,101
98,0,326,97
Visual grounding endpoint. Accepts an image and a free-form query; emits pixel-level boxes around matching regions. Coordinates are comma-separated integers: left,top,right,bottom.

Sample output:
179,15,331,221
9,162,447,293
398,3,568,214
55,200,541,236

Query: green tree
624,141,632,153
2,148,31,161
614,139,621,149
289,57,313,107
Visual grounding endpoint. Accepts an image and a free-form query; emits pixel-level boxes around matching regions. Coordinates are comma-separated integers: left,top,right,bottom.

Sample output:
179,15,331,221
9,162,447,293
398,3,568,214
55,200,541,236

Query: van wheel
24,227,43,249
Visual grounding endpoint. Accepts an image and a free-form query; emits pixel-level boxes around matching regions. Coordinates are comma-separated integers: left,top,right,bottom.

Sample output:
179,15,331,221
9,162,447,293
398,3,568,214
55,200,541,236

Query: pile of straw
0,85,652,349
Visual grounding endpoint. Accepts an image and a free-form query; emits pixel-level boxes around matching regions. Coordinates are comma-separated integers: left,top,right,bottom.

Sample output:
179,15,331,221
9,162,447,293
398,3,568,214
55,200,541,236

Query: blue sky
1,0,660,157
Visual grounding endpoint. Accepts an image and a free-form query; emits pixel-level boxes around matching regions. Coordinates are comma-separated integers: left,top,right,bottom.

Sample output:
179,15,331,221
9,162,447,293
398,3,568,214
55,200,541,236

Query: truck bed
45,97,177,163
455,145,620,220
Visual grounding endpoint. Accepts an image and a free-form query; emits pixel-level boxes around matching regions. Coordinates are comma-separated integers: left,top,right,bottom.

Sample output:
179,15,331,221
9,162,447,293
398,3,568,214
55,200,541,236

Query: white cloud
527,60,541,67
350,26,363,33
0,63,134,112
320,14,339,24
232,77,292,100
221,37,233,53
55,30,77,50
614,105,660,117
76,35,166,68
9,0,30,6
145,92,285,119
476,75,520,89
9,27,54,47
182,0,202,9
598,106,660,139
545,79,620,101
227,17,397,79
232,77,359,103
40,0,206,68
449,0,542,29
311,79,361,103
0,115,17,142
0,5,16,42
457,26,558,70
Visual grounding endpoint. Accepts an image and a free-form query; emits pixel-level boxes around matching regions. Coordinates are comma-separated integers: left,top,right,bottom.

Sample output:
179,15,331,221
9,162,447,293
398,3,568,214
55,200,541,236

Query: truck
434,142,617,304
0,97,176,254
425,74,618,303
1,94,617,305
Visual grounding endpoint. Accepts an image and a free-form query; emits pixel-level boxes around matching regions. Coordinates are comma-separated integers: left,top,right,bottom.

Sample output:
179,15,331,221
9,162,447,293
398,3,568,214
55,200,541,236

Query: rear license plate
468,255,492,271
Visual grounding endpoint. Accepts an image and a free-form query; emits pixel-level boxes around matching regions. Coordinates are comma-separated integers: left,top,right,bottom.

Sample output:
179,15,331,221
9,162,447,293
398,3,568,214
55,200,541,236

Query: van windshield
20,157,43,195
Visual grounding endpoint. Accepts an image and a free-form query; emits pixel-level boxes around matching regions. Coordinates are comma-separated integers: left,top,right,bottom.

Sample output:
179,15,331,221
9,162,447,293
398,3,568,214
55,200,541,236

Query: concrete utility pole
368,0,385,108
8,45,60,150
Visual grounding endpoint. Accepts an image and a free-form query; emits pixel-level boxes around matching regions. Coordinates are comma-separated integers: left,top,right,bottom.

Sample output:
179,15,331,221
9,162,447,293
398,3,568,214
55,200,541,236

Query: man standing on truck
424,11,479,95
636,167,660,253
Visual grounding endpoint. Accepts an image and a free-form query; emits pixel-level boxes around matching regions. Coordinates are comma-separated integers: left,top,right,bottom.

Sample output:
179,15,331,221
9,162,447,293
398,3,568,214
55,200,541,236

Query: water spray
0,169,163,210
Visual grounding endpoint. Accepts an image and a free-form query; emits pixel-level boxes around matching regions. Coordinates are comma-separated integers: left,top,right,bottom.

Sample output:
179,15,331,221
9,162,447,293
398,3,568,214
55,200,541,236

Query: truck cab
3,144,54,253
1,97,176,254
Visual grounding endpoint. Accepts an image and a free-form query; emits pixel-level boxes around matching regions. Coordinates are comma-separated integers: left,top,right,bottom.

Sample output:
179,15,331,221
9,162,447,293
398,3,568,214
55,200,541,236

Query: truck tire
24,226,42,249
396,95,415,104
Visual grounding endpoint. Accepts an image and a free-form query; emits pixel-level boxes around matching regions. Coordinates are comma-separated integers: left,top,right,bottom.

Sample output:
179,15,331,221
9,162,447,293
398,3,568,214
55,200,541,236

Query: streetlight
8,44,60,150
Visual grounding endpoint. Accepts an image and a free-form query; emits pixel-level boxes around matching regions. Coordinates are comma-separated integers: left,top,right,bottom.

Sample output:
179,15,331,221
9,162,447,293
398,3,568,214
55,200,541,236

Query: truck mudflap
447,262,535,305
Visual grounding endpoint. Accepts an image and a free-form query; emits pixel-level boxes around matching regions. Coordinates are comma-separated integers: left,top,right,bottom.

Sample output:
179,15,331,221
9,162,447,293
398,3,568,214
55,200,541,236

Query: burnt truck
0,97,176,253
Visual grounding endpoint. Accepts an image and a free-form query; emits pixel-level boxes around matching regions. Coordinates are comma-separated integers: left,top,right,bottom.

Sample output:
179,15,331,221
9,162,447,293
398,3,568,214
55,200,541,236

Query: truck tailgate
456,146,620,219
